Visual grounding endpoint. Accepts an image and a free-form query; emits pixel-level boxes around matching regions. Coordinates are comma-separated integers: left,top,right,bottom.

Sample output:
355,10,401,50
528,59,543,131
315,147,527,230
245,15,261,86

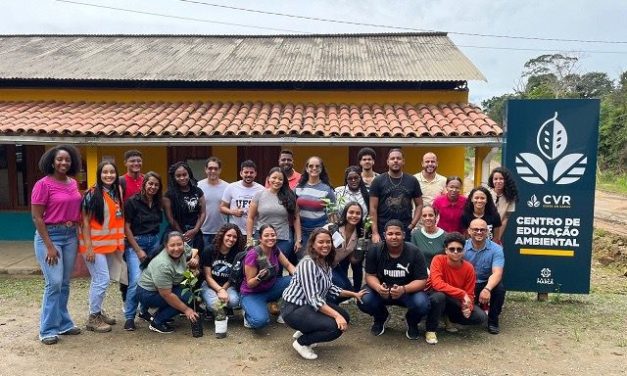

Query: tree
521,54,579,98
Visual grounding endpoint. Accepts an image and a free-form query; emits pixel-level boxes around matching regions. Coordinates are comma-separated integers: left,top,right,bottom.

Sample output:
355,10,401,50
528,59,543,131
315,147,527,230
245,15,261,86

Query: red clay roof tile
0,100,501,139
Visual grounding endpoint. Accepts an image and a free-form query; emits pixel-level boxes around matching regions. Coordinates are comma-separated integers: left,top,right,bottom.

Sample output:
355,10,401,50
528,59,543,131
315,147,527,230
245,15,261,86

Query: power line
53,0,627,54
175,0,627,45
56,0,308,34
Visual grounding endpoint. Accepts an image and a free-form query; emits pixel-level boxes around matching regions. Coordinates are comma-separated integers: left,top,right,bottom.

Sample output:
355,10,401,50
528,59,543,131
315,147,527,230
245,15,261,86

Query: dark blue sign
502,99,599,293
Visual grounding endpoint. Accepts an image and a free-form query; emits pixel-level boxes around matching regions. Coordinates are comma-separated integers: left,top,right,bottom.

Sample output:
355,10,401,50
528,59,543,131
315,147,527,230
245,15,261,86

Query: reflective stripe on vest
80,190,125,254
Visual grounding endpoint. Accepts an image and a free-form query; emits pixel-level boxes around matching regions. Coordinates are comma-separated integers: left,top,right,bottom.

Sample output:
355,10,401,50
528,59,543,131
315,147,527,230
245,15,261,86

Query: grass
597,171,627,195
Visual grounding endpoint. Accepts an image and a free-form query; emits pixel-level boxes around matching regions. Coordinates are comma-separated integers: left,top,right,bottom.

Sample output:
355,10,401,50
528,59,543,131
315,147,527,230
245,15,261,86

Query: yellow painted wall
288,146,348,187
402,147,466,179
82,146,168,187
0,88,468,104
212,146,238,182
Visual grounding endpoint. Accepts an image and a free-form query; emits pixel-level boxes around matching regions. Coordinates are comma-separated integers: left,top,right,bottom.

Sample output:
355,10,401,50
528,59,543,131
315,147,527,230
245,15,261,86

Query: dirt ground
1,238,626,376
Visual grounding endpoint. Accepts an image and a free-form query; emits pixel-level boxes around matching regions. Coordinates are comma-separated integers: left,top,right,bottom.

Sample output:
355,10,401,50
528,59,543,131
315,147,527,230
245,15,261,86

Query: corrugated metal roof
0,33,485,82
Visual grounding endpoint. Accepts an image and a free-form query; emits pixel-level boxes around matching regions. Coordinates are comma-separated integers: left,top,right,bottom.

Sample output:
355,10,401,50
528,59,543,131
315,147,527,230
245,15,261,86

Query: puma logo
396,263,410,274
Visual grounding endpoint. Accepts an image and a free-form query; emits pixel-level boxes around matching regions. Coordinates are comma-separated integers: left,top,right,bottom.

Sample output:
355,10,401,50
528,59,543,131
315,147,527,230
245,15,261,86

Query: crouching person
357,220,430,340
137,231,200,333
425,232,486,344
281,228,367,360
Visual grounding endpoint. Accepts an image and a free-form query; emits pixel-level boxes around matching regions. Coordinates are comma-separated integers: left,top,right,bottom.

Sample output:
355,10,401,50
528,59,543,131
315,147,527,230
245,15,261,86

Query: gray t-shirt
198,178,229,235
221,180,264,234
252,189,290,240
138,248,187,291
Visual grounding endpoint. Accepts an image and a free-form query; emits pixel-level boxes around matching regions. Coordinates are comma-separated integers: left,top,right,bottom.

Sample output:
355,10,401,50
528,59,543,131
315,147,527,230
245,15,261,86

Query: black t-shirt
365,241,428,286
201,245,238,286
124,194,163,236
370,173,422,228
165,186,204,228
461,212,502,240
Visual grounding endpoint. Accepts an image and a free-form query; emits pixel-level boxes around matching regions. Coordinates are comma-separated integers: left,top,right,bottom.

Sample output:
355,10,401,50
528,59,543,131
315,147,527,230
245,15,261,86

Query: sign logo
515,112,587,185
527,194,541,208
537,267,554,285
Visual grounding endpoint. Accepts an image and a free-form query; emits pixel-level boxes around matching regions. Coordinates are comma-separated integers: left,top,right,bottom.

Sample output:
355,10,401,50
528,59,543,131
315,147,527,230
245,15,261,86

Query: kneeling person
464,218,506,334
357,220,430,340
137,231,200,333
425,232,487,344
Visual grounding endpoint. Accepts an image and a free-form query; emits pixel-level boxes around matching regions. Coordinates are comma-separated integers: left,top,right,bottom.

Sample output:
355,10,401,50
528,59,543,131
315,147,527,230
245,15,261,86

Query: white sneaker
243,311,252,329
276,315,285,324
292,340,318,360
292,330,317,347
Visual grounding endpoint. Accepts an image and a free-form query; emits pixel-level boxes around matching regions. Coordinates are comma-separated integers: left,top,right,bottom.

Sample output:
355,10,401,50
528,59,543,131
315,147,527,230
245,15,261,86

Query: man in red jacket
424,232,486,344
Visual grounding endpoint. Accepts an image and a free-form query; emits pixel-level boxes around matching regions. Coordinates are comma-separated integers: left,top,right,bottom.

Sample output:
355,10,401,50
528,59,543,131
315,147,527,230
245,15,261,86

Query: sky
2,0,627,104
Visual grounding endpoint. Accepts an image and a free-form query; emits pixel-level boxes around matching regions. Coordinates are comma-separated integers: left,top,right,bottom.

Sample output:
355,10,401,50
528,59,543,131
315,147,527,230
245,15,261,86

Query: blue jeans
357,286,430,325
34,226,78,340
124,233,160,320
240,276,291,329
202,234,216,249
83,253,111,314
200,282,240,310
137,285,192,326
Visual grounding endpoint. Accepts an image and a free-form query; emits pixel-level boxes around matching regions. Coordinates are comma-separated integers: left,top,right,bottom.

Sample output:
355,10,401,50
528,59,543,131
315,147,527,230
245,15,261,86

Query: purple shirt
31,176,82,224
239,247,280,295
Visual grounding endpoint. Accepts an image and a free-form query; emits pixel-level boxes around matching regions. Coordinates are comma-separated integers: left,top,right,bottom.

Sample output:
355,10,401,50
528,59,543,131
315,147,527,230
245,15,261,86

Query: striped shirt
295,182,336,231
282,256,342,310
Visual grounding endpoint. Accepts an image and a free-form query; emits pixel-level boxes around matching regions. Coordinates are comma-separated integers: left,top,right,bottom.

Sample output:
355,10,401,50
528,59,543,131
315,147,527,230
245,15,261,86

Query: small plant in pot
181,269,203,338
212,300,228,339
354,216,372,262
321,197,339,224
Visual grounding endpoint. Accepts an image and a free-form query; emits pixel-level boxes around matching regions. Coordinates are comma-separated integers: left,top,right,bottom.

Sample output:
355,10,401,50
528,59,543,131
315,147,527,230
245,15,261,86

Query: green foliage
180,269,202,309
488,53,625,174
596,171,627,195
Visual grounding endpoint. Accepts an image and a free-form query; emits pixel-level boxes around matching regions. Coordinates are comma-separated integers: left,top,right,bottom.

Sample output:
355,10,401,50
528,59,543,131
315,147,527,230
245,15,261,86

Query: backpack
228,246,276,290
228,247,258,290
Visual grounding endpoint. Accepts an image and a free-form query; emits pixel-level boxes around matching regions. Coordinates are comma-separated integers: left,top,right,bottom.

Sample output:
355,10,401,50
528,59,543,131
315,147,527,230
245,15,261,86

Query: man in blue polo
464,218,506,334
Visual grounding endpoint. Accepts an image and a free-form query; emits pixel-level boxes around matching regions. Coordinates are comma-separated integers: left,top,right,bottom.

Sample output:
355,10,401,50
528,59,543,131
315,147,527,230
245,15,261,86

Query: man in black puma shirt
357,220,429,340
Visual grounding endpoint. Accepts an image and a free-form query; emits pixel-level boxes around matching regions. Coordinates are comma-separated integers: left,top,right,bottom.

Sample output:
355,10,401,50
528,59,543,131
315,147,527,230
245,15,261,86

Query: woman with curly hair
31,145,83,345
334,165,369,217
247,167,302,262
294,156,336,259
487,167,519,243
163,161,206,251
200,223,246,338
461,186,502,242
79,160,125,333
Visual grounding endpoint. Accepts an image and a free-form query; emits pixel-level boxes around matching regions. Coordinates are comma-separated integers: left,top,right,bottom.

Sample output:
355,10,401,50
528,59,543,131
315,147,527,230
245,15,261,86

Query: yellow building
0,33,501,239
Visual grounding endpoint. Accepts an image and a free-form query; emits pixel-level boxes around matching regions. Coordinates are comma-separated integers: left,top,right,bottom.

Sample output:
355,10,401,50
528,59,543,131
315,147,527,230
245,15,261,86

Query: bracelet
483,287,492,292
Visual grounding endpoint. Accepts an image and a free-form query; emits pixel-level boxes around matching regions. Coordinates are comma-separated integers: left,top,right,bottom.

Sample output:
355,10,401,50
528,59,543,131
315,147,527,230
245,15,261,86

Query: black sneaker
488,323,500,335
370,315,390,336
405,324,420,340
59,327,82,335
124,319,136,331
149,322,174,334
138,311,153,323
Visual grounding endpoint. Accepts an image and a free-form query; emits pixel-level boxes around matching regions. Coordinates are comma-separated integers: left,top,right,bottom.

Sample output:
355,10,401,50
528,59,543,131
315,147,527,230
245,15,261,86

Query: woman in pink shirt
31,145,83,345
432,176,467,234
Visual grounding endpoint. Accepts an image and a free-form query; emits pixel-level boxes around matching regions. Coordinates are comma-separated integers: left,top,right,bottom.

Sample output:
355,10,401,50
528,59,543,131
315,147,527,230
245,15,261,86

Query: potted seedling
321,197,339,224
181,269,203,338
354,216,372,262
212,299,228,339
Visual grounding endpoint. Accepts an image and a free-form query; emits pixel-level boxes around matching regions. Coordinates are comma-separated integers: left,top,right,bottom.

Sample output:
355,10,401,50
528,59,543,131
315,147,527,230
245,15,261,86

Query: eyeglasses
446,247,464,253
470,228,487,233
308,165,321,170
346,176,360,181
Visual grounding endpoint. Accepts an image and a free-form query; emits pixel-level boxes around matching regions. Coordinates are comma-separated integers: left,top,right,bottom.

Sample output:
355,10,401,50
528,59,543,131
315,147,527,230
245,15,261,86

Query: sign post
502,99,600,294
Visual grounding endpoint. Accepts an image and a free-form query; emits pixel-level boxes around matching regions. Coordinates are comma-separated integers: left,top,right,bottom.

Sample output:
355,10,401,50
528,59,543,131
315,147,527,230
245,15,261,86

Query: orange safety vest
79,189,125,254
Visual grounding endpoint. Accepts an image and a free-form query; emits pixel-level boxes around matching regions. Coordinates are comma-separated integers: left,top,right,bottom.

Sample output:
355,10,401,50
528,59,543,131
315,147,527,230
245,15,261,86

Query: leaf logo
516,153,548,184
537,112,568,160
527,194,540,208
553,153,587,184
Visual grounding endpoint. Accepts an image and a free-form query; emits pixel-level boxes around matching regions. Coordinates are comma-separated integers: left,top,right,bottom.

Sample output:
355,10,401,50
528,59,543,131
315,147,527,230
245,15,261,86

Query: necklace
387,173,404,188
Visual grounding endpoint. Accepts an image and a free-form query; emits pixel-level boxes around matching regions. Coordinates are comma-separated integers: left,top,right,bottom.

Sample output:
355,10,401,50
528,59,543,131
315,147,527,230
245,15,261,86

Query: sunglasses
470,228,487,233
446,247,464,253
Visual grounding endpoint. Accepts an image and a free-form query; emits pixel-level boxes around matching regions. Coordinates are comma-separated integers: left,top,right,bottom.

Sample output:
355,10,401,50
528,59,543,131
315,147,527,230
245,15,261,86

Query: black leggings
281,301,350,346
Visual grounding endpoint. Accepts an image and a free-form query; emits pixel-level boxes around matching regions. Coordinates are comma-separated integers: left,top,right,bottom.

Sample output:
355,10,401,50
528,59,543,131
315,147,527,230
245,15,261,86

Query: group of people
31,144,518,361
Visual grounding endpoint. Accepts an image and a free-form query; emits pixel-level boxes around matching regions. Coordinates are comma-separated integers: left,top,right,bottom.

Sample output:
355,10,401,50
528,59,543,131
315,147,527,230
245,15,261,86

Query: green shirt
411,228,446,268
138,246,189,291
